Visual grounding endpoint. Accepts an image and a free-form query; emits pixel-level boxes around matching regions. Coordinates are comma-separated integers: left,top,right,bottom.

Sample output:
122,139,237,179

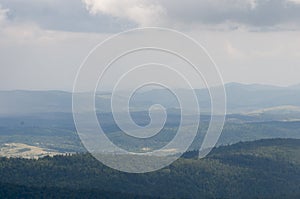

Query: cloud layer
162,0,300,27
83,0,166,26
0,0,134,32
1,0,300,90
1,0,300,32
0,4,8,25
83,0,300,30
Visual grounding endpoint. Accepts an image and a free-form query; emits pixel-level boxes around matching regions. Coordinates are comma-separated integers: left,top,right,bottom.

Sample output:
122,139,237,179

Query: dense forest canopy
0,139,299,199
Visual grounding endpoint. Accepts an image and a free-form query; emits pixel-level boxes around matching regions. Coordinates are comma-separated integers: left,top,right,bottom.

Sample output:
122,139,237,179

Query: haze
1,0,300,91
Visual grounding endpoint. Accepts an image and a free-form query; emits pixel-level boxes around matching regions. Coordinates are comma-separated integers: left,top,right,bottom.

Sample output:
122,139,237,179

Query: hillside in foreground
0,138,299,199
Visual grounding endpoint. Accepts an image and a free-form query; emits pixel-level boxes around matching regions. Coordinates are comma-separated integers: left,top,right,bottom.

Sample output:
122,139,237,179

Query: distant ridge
1,82,300,115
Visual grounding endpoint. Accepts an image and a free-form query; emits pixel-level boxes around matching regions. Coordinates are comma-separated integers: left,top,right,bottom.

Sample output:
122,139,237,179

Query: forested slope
0,139,299,199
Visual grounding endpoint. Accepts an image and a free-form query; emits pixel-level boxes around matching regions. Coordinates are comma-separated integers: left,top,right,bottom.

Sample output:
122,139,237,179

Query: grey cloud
0,3,8,24
0,0,135,33
1,0,300,33
82,0,300,30
160,0,300,28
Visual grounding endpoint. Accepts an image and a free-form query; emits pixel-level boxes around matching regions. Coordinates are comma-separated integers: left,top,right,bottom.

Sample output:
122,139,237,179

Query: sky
1,0,300,91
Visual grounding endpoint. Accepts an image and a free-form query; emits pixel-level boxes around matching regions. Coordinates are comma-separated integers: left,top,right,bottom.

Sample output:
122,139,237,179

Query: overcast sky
1,0,300,90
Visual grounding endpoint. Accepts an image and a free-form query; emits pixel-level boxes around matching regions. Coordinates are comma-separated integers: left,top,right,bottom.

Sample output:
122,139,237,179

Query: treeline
0,183,163,199
0,139,300,199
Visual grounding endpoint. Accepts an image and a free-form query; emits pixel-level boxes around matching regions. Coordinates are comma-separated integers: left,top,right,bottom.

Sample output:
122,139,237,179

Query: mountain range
1,83,300,115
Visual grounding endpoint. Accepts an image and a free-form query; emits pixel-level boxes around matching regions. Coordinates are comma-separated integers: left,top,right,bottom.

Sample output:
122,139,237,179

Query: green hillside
0,139,299,199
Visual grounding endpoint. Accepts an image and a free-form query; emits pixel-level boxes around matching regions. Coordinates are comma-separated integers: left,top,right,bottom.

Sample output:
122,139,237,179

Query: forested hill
0,138,300,199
